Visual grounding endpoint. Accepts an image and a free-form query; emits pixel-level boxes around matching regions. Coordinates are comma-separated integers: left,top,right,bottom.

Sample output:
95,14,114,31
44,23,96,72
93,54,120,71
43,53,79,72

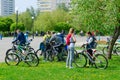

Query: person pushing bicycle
85,32,97,66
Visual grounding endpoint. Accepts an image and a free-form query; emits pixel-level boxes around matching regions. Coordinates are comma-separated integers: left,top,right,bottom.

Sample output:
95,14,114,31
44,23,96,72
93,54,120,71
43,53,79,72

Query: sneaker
66,66,68,68
69,67,73,69
86,64,89,68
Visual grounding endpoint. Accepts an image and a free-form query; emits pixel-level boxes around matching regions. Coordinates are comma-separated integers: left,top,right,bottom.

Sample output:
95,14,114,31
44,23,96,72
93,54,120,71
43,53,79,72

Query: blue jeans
66,47,74,68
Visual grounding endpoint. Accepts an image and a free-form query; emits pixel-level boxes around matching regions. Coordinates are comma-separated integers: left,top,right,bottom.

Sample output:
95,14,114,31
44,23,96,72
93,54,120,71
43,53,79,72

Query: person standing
0,33,2,40
66,28,76,69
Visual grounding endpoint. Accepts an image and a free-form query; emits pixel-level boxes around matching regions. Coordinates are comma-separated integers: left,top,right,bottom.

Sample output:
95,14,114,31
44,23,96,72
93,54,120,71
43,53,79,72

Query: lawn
0,56,120,80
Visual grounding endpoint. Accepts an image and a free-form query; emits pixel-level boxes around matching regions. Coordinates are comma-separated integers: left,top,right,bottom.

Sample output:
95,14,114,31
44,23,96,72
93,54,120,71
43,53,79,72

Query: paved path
0,36,108,62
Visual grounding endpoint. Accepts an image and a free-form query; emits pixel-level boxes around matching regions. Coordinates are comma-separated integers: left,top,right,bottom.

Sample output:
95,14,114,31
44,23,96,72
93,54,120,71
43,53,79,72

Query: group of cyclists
12,28,97,69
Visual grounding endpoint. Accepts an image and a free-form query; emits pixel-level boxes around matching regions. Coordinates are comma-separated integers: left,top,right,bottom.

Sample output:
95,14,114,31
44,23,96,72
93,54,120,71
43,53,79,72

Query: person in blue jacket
12,29,26,45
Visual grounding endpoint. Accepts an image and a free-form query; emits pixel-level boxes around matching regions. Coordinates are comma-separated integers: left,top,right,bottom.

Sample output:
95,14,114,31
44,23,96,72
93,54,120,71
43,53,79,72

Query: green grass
0,56,120,80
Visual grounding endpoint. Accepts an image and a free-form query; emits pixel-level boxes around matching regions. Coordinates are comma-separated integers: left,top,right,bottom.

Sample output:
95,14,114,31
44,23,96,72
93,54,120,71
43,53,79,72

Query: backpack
92,36,97,48
66,34,72,45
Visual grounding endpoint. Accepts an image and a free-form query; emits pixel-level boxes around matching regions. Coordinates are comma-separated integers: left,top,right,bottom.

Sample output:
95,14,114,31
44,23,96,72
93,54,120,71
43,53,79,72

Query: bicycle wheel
6,49,16,55
36,49,43,58
59,49,67,61
29,48,35,53
25,53,39,67
74,53,87,68
47,51,54,62
115,47,120,55
94,54,108,69
5,53,20,66
74,50,77,55
102,47,108,55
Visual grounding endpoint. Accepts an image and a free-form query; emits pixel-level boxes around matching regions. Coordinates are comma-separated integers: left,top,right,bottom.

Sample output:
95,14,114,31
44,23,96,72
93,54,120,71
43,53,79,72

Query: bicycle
6,39,35,56
74,44,108,69
102,39,120,56
5,42,39,67
40,42,67,61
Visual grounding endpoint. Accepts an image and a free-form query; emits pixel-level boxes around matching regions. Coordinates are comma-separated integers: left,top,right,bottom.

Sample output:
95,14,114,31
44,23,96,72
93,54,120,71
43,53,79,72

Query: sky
15,0,37,13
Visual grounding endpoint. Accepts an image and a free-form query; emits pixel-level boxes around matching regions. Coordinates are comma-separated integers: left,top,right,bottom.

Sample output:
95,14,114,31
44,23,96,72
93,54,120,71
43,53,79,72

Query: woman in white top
66,28,76,69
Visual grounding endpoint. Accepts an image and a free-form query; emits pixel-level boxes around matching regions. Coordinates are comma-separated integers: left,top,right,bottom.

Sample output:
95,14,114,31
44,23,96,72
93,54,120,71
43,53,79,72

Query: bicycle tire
74,53,87,68
25,53,39,67
47,51,54,62
59,48,68,61
94,54,108,69
35,49,43,58
115,47,120,55
102,47,108,55
74,50,77,55
5,53,20,66
29,48,35,53
6,49,16,55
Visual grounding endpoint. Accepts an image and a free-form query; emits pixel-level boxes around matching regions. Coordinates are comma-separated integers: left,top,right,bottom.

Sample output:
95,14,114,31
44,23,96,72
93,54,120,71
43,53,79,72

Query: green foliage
10,23,25,31
0,18,13,31
0,22,7,31
71,0,120,35
57,3,69,12
54,22,71,32
18,11,33,31
34,9,72,32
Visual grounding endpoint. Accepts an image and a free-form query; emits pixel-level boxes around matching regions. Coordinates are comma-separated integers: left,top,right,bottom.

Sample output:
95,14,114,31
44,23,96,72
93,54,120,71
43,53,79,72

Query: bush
10,23,25,31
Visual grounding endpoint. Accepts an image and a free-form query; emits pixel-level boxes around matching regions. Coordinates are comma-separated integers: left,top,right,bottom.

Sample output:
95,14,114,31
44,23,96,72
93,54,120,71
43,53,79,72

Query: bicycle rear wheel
115,47,120,55
25,53,39,67
74,53,87,68
94,54,108,69
5,53,20,66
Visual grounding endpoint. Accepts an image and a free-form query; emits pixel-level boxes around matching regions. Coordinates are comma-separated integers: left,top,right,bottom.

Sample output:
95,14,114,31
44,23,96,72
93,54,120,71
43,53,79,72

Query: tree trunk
107,26,120,59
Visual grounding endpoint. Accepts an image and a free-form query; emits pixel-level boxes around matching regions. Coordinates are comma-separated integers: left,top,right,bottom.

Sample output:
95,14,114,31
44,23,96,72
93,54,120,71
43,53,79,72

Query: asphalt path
0,36,107,62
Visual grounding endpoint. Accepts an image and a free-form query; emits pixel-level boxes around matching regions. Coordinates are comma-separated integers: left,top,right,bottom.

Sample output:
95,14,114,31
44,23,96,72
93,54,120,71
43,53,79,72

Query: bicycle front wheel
94,54,108,69
6,49,16,55
5,53,20,66
74,53,87,68
102,47,108,55
25,53,39,67
36,49,43,59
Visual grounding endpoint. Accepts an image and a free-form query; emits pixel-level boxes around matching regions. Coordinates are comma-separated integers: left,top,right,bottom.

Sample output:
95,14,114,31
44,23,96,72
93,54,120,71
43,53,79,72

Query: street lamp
16,8,18,30
31,16,34,39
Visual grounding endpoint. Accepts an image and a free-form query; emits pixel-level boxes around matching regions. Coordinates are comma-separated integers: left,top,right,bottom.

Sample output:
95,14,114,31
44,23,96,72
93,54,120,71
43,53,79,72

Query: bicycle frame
81,44,96,64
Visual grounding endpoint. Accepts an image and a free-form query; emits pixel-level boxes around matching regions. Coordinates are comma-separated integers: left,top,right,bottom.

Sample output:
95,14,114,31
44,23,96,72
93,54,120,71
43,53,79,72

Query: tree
10,22,25,31
106,0,120,59
57,3,69,12
71,0,115,35
0,22,7,31
71,0,120,59
0,18,13,31
18,11,32,31
34,9,72,32
54,22,71,32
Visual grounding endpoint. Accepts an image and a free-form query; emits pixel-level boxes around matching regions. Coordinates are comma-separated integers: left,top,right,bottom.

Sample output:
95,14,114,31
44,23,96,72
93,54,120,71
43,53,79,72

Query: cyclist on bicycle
41,31,51,61
49,31,64,61
12,29,26,46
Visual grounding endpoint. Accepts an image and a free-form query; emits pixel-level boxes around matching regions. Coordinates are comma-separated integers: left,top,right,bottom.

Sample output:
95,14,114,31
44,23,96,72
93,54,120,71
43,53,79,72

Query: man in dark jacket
12,29,26,45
